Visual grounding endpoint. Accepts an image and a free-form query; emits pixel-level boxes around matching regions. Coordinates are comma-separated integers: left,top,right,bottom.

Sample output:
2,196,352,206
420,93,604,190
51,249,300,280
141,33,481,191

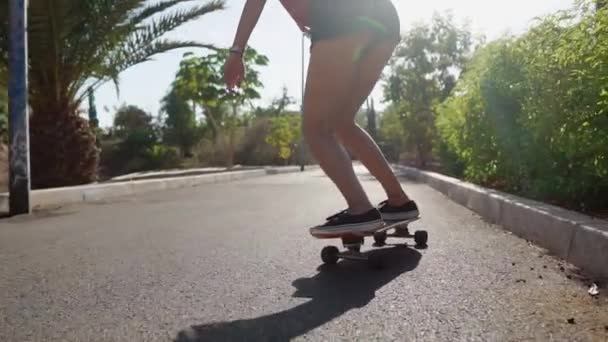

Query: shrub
437,2,608,210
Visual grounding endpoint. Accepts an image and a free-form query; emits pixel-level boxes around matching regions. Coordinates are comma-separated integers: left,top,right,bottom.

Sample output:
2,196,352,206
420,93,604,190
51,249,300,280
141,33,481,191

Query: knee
334,120,358,141
302,116,332,142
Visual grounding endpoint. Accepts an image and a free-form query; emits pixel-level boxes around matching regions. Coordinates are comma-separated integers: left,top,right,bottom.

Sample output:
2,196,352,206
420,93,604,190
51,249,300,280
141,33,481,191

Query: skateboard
316,217,427,269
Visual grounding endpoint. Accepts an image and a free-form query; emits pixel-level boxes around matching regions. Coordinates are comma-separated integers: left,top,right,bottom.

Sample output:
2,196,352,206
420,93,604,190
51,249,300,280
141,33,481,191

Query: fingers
223,62,244,90
224,70,237,90
226,72,243,90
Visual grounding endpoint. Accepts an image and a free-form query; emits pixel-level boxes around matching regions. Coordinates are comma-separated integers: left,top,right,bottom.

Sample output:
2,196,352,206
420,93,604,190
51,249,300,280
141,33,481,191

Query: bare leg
337,123,409,206
333,38,411,206
302,35,376,215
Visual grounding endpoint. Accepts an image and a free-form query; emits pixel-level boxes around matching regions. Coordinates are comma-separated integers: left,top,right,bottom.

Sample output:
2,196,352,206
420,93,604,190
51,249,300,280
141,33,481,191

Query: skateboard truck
321,235,385,269
319,217,427,269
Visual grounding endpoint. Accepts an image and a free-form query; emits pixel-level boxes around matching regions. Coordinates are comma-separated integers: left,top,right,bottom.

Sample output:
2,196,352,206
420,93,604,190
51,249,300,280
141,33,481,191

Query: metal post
298,32,305,171
301,32,305,107
8,0,31,215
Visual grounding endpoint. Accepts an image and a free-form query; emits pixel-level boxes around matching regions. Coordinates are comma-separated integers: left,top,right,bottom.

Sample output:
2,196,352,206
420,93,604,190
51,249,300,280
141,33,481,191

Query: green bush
99,105,183,178
437,1,608,210
146,144,182,170
99,137,181,178
234,117,278,165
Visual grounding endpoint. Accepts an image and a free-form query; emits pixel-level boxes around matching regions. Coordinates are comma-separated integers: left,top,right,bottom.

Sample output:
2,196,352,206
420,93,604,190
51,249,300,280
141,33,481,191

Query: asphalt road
0,166,607,341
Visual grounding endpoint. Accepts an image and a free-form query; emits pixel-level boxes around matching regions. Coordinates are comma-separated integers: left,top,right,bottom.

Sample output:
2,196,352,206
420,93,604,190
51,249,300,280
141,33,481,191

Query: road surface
1,166,606,341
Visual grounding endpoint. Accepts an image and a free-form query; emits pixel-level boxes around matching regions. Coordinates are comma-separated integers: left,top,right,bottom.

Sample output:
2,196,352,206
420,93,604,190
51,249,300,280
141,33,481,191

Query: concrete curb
393,164,608,281
108,166,262,182
0,165,318,213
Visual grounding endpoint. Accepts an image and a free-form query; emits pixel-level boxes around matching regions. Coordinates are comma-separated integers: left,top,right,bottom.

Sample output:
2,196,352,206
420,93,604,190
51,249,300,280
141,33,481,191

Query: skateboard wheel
368,253,384,269
414,230,428,246
373,231,387,245
321,246,339,264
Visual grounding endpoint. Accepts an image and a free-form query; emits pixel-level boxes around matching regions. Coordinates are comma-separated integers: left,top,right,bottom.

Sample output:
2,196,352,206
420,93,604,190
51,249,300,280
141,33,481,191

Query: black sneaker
309,208,384,238
378,200,420,222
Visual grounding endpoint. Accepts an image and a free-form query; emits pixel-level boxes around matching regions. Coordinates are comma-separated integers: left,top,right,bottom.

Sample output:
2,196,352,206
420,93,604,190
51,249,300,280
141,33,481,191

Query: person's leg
333,38,411,207
331,37,420,221
304,34,385,236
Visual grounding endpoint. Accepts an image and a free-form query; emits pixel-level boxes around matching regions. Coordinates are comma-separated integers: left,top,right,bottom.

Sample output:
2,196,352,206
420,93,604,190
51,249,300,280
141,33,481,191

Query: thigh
304,33,399,133
303,34,369,131
344,38,399,125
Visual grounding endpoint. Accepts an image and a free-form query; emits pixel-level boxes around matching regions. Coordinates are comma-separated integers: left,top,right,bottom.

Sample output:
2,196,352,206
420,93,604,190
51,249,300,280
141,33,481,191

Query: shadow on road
175,246,422,341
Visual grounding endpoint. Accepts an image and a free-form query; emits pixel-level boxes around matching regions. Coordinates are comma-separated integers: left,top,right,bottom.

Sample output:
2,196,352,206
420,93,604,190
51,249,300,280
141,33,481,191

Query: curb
108,166,262,182
394,164,608,281
0,166,317,213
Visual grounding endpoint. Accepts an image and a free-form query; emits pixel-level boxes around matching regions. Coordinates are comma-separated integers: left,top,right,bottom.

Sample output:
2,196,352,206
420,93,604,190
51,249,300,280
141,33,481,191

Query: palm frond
62,0,143,79
67,1,224,101
128,2,224,49
73,40,216,105
0,0,226,112
129,0,223,24
117,39,218,70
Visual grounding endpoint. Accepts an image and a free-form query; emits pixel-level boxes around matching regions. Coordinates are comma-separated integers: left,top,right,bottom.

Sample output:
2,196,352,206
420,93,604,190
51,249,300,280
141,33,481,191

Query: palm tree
0,47,6,139
0,0,224,188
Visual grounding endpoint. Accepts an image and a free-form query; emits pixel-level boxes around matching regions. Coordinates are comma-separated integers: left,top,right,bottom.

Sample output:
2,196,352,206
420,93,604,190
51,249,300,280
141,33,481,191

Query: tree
366,98,377,140
101,104,181,176
252,86,295,118
265,114,301,164
269,86,295,117
171,48,268,166
0,78,6,142
87,87,99,128
113,105,155,138
377,104,406,162
0,0,225,188
383,11,475,167
161,89,201,157
0,40,6,142
436,0,608,211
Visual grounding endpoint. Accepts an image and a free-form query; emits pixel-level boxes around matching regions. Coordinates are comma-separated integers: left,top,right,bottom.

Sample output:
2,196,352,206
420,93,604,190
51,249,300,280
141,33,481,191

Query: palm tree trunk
30,103,99,188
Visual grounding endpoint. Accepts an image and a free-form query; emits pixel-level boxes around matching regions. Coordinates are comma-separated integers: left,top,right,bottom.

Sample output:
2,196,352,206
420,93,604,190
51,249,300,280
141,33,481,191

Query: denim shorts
308,0,401,46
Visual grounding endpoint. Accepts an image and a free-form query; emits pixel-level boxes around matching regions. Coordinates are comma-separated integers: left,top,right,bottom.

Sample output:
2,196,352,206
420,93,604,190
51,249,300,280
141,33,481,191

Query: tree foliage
0,76,6,141
437,0,608,210
384,12,475,166
265,114,301,163
113,105,155,138
377,103,407,162
101,105,179,177
0,0,224,188
161,89,201,157
170,48,268,166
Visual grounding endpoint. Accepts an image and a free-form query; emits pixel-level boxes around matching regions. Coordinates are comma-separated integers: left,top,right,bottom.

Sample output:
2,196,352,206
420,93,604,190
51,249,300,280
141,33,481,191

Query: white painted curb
0,166,316,213
394,164,608,281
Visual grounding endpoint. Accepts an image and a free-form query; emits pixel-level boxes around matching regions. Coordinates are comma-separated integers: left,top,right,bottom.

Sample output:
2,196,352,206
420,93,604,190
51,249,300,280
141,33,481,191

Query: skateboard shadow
174,247,422,341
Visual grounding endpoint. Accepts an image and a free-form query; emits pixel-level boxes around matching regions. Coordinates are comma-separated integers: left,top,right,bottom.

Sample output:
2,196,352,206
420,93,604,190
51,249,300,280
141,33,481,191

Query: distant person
223,0,419,237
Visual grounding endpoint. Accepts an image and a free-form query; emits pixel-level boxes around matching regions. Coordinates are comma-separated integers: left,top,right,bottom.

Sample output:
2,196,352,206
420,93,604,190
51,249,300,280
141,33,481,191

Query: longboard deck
311,216,421,240
317,216,427,268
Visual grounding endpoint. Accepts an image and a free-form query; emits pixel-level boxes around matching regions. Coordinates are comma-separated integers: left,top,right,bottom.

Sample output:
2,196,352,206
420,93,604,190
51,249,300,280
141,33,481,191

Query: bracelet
229,46,244,55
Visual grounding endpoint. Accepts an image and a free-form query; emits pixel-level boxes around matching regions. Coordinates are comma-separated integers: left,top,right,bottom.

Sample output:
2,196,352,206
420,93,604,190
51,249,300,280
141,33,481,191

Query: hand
223,53,245,90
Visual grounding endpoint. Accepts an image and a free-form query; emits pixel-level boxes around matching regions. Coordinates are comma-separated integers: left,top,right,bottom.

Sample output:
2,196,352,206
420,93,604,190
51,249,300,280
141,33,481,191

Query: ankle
387,193,410,207
348,204,375,216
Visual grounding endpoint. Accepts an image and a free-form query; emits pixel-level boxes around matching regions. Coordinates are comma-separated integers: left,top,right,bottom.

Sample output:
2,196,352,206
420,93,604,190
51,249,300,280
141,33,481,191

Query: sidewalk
0,165,317,214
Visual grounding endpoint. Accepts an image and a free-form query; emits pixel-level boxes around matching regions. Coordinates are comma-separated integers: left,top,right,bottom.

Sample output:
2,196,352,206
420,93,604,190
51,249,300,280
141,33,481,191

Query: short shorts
308,0,401,46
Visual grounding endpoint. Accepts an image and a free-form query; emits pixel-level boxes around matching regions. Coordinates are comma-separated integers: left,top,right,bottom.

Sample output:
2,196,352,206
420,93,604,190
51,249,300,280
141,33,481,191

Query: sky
94,0,575,128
